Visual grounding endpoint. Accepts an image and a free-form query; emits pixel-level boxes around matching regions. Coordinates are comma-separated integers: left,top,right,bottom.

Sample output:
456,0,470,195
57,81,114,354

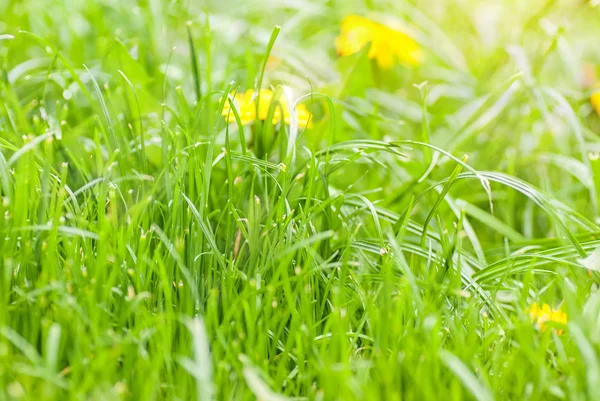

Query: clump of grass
1,1,600,400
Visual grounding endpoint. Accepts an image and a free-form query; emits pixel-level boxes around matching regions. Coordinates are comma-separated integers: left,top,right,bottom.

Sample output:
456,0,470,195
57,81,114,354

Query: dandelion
592,90,600,116
527,303,567,334
222,89,312,128
335,15,423,69
266,55,282,71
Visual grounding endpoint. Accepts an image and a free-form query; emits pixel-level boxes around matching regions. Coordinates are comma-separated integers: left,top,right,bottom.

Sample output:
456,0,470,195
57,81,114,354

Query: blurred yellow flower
266,55,282,71
222,89,312,128
527,303,567,334
336,15,423,69
592,90,600,115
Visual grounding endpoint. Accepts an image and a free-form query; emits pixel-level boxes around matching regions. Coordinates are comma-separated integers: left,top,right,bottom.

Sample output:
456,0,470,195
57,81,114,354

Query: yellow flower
335,15,423,69
222,89,312,128
527,303,567,334
266,55,282,71
592,90,600,116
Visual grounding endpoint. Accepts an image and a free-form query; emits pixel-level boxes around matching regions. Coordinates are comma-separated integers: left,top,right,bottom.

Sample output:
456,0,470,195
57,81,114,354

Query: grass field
2,0,600,400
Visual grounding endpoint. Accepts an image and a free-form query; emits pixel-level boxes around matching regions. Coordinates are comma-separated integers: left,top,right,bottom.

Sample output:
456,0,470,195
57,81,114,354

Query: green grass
2,0,600,400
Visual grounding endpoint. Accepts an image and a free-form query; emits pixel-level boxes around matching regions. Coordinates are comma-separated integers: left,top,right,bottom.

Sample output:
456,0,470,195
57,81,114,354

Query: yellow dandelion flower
527,303,567,335
222,89,312,128
336,15,423,69
592,89,600,116
266,55,282,71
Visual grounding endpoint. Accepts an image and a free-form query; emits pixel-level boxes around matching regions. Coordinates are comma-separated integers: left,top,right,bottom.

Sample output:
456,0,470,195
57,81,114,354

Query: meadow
1,0,600,400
